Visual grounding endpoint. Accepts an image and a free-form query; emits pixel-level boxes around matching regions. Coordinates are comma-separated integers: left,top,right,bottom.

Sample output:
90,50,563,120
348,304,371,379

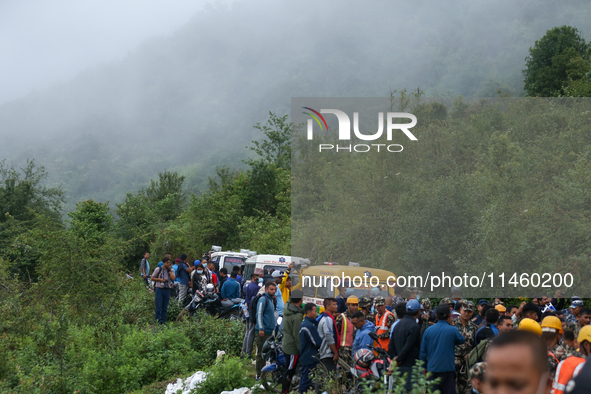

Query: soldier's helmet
462,300,475,312
359,296,373,309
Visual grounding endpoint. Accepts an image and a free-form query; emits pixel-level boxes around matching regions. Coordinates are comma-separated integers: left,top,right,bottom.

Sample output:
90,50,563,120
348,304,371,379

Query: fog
0,0,589,212
0,0,213,104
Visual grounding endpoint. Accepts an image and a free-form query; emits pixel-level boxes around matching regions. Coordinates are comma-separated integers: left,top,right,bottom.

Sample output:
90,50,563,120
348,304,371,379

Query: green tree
523,25,589,96
144,170,186,221
563,54,591,96
0,159,64,224
247,112,292,169
0,160,64,280
67,200,113,244
114,191,157,270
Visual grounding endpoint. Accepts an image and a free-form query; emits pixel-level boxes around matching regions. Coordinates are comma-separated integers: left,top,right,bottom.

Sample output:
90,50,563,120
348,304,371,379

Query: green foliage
67,200,113,243
0,159,64,224
192,356,254,394
247,112,292,169
523,25,589,97
0,160,64,279
0,290,245,394
292,97,591,296
113,170,186,270
341,359,440,394
150,113,291,256
144,170,187,222
114,191,158,270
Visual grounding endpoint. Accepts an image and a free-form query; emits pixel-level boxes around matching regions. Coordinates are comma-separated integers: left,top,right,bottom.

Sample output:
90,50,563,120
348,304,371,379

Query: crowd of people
139,253,591,394
139,251,249,324
245,283,591,394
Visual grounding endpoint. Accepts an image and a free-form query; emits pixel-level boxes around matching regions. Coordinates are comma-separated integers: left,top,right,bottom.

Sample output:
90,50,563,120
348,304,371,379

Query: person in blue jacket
221,271,240,300
351,311,376,357
420,304,466,394
255,281,277,378
299,302,322,394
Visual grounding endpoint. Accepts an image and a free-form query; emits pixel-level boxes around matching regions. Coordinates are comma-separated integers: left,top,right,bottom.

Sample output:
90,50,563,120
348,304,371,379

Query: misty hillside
1,0,590,212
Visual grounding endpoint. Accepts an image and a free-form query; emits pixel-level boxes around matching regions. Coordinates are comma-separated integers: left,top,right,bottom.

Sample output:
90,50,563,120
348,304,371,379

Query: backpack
249,293,266,324
154,267,172,289
467,338,490,369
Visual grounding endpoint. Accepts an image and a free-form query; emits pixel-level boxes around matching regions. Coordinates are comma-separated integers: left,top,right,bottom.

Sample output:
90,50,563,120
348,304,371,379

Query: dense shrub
0,307,244,393
192,356,254,394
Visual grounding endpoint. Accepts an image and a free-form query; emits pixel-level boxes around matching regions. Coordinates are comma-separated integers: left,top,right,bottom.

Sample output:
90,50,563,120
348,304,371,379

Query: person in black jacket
389,299,422,392
475,308,500,347
299,302,322,394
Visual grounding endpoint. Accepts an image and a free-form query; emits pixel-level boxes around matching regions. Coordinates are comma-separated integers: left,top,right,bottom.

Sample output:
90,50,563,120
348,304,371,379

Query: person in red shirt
206,261,218,289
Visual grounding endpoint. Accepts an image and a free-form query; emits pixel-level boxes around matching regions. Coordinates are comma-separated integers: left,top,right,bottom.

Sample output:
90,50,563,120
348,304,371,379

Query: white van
210,251,249,272
243,254,308,286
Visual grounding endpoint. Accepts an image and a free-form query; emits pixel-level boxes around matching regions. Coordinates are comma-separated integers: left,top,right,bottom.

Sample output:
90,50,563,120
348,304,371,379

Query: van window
348,286,390,298
290,270,300,287
223,256,245,273
302,280,316,297
316,285,333,299
244,263,255,281
263,265,287,275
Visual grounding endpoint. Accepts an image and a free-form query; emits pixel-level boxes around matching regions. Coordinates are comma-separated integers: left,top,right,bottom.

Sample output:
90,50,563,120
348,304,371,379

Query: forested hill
1,0,590,212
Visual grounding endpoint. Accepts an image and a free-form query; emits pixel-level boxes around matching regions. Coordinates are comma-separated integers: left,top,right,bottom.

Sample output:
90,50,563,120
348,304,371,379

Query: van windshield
223,256,246,273
348,286,390,298
264,265,287,275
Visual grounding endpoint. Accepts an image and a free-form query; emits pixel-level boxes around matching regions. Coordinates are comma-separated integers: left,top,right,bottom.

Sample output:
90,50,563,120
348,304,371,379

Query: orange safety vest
375,310,394,350
553,357,585,394
340,314,354,348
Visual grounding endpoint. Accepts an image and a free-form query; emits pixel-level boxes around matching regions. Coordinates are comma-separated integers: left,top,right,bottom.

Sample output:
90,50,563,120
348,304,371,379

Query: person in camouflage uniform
541,316,562,379
574,307,591,338
374,296,396,349
468,362,486,394
420,298,436,333
554,342,567,361
562,343,585,359
359,295,374,323
404,286,419,301
336,295,359,367
561,297,583,325
560,328,582,360
454,301,478,394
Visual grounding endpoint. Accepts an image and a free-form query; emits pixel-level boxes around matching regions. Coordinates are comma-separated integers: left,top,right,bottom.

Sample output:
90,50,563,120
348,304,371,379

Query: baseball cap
406,299,420,313
478,299,488,306
290,289,304,300
570,297,584,309
271,270,282,278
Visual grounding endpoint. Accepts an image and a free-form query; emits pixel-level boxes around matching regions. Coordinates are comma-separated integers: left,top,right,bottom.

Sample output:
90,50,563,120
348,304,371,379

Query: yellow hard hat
346,295,359,304
495,304,506,313
578,325,591,344
541,316,563,334
518,318,542,336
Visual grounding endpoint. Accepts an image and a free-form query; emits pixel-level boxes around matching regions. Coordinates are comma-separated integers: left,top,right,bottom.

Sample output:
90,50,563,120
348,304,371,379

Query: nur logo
303,108,417,153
